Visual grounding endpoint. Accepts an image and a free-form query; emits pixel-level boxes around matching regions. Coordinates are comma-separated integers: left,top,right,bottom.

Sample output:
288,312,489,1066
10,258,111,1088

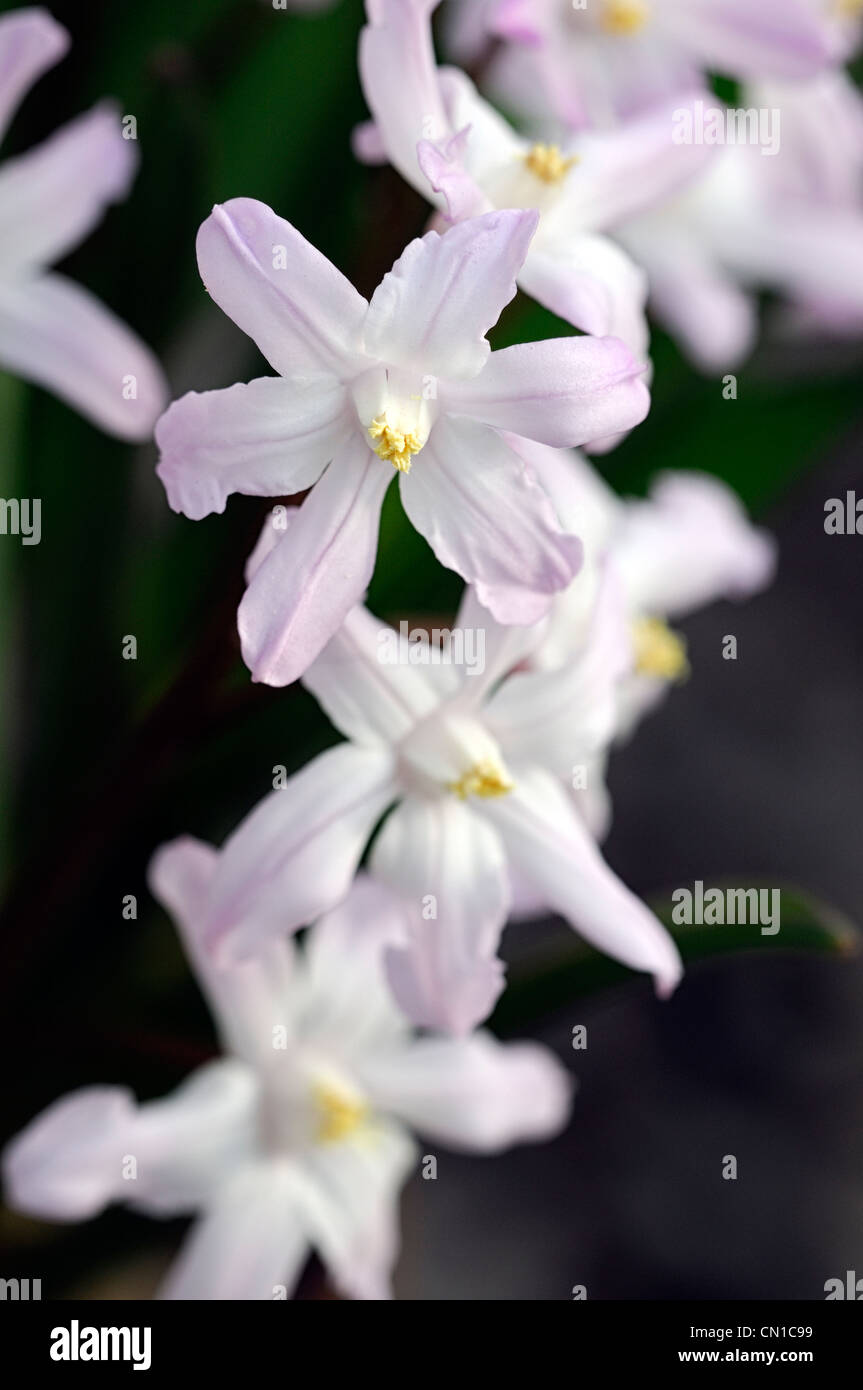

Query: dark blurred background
0,0,861,1299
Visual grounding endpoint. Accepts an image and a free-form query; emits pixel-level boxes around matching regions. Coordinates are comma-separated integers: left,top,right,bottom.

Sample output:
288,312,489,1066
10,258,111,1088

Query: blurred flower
0,8,165,438
515,440,776,836
358,0,712,358
157,200,649,684
480,0,833,131
613,76,863,370
2,862,571,1301
194,523,682,1032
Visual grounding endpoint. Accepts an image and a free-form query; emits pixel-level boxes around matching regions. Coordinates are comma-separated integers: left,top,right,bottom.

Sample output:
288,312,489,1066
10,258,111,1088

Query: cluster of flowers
2,0,860,1298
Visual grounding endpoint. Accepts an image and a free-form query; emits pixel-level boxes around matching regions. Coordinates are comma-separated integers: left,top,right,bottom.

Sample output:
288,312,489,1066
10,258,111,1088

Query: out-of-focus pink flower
2,864,572,1300
156,199,651,685
358,0,713,359
190,518,682,1033
0,9,165,438
613,76,863,370
514,440,776,838
483,0,834,131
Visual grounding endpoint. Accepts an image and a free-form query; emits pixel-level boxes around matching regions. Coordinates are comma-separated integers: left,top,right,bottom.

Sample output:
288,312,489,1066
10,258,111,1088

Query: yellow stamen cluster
524,144,579,186
835,0,863,17
448,760,514,801
601,0,650,35
369,415,423,473
314,1083,369,1145
633,616,689,683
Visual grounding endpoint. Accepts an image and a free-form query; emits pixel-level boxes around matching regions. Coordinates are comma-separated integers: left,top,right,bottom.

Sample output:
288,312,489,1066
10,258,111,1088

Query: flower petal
482,767,682,995
400,414,581,624
362,209,537,382
484,563,630,774
2,1059,257,1223
204,742,397,961
238,436,391,687
614,471,777,618
0,272,166,439
518,234,649,354
304,605,439,745
196,198,368,377
155,375,351,520
148,838,296,1068
358,1031,573,1152
445,335,650,448
547,97,715,237
0,104,135,274
300,876,411,1051
359,0,450,195
671,0,832,81
371,794,510,1035
159,1161,308,1301
0,8,68,145
294,1121,417,1300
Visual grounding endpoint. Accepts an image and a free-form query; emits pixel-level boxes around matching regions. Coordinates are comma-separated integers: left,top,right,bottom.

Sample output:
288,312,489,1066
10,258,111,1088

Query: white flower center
258,1057,371,1153
564,0,650,36
354,366,435,474
398,710,514,801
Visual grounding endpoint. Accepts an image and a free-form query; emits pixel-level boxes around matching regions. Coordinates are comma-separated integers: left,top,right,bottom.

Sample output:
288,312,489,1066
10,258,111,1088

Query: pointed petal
484,563,630,773
301,876,410,1051
294,1121,416,1300
148,838,296,1068
0,104,135,274
196,198,368,377
204,742,397,961
359,0,450,194
445,335,650,448
304,606,439,745
483,768,682,994
358,1032,573,1152
159,1161,308,1301
155,375,350,519
238,437,391,687
417,127,491,222
0,272,166,439
400,415,581,624
614,471,777,618
363,210,537,381
371,795,510,1035
0,9,68,145
518,234,649,354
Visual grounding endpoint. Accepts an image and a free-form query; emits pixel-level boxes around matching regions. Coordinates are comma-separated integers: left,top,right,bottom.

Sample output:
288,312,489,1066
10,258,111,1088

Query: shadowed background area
0,0,861,1300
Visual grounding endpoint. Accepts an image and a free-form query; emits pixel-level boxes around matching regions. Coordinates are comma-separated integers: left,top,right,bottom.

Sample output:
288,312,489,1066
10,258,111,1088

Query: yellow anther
448,760,514,801
601,0,650,35
835,0,863,16
314,1083,369,1145
524,143,579,185
369,415,423,473
633,616,689,682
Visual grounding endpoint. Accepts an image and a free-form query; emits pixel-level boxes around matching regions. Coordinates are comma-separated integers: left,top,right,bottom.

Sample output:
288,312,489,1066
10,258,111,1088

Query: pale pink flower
190,515,682,1034
157,200,650,685
614,76,863,370
484,0,834,131
358,0,712,359
2,863,571,1300
0,8,165,437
